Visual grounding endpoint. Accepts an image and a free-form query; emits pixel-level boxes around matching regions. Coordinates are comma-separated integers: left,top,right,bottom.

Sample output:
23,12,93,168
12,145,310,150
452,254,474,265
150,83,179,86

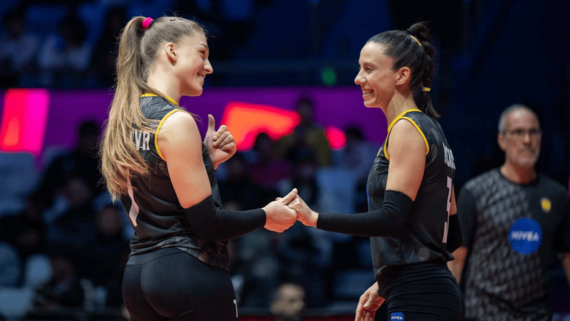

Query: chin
186,87,203,97
514,158,537,168
363,100,381,109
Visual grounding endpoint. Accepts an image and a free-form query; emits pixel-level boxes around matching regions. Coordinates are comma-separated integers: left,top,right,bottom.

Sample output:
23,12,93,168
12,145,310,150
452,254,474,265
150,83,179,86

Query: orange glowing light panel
221,102,301,151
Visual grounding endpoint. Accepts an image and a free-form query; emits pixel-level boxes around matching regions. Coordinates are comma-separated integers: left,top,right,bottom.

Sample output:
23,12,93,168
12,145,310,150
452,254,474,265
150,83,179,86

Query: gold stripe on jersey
384,108,428,160
155,109,180,161
141,93,180,106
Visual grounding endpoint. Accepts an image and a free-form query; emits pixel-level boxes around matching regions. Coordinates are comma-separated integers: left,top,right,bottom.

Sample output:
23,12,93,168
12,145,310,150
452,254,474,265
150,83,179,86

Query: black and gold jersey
119,94,229,271
368,109,457,283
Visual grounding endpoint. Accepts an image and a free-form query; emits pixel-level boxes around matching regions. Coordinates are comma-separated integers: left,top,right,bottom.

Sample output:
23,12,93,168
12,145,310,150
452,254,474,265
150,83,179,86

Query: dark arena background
0,0,569,320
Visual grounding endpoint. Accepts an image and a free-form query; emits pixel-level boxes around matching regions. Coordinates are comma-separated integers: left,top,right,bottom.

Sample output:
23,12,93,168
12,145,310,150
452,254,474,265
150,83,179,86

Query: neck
382,91,418,126
146,68,182,104
501,162,536,184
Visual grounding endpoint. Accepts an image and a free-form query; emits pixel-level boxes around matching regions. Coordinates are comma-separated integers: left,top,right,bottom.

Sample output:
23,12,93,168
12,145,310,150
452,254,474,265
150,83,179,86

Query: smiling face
171,32,213,97
354,42,399,108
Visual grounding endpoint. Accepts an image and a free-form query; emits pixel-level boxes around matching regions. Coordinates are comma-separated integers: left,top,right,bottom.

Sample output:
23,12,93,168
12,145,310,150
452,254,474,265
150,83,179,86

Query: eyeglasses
501,128,542,138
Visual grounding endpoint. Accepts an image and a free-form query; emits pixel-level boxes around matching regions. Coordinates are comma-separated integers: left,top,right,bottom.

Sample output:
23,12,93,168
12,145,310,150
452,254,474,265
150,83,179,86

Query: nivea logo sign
391,312,404,320
508,218,542,254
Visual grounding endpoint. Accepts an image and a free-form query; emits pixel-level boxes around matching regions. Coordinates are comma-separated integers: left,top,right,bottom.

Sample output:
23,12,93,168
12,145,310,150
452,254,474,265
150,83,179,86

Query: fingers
216,133,234,148
213,126,229,146
279,188,298,205
207,114,216,134
355,293,368,321
220,142,236,152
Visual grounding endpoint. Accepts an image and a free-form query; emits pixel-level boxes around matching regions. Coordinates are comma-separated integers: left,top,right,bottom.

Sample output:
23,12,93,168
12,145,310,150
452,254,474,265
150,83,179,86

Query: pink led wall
0,89,50,156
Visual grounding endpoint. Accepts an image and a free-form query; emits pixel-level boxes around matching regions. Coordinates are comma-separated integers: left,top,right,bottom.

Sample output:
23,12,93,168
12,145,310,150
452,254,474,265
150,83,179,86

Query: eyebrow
199,42,209,49
359,61,375,67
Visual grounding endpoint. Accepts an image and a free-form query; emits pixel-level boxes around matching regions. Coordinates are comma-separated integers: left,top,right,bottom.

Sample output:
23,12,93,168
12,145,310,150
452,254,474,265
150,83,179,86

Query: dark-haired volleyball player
289,23,464,321
99,16,297,321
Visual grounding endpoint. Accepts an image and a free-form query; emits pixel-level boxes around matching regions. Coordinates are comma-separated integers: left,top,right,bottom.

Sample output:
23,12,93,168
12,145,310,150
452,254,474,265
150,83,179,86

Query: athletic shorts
380,261,465,321
123,247,237,321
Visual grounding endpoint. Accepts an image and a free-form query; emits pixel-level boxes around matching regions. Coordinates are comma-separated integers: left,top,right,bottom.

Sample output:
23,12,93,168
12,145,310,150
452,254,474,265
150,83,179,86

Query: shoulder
464,168,501,194
160,110,198,134
389,115,428,155
390,118,426,147
537,174,568,198
157,111,202,161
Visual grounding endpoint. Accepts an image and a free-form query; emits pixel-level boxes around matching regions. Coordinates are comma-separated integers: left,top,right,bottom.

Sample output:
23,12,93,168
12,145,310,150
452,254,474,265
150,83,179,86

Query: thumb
363,295,373,308
207,114,216,133
279,188,298,204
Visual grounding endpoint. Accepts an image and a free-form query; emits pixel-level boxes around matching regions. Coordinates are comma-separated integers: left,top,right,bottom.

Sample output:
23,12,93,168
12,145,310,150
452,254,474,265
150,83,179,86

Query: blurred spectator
277,149,320,210
36,120,102,209
276,222,330,308
38,14,92,71
81,205,129,289
338,126,377,212
47,176,96,250
249,132,292,189
218,152,276,210
0,6,39,86
31,246,87,310
449,105,570,320
91,6,126,87
0,195,46,284
338,126,377,184
270,283,306,321
278,97,332,167
232,230,281,307
0,241,21,287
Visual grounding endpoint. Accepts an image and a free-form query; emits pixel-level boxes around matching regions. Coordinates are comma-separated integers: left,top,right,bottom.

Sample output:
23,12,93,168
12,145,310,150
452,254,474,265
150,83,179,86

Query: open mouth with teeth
362,89,373,97
197,74,205,83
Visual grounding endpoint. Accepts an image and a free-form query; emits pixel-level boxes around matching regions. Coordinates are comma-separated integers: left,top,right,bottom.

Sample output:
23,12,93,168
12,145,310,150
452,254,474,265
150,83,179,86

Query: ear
395,66,411,88
165,42,177,64
497,132,507,151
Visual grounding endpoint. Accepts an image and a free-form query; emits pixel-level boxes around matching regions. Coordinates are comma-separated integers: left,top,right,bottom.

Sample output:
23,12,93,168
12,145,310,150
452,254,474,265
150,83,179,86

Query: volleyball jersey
119,94,230,271
459,169,570,320
368,109,456,286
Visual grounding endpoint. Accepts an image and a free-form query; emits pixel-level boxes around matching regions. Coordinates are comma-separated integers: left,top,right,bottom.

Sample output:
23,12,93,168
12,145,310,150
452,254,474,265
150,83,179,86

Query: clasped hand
263,191,319,233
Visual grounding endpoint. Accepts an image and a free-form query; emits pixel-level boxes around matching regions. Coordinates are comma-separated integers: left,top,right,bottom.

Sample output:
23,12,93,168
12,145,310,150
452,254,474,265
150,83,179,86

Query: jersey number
443,176,452,243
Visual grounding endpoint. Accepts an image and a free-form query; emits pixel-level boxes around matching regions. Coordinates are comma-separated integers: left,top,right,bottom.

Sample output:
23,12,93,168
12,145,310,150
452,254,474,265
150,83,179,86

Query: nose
522,131,532,144
354,71,364,86
204,58,213,75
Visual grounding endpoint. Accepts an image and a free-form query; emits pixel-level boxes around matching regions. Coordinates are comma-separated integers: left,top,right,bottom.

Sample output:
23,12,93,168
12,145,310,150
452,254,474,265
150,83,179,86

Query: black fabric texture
446,214,463,253
123,248,237,321
184,195,266,242
316,190,412,237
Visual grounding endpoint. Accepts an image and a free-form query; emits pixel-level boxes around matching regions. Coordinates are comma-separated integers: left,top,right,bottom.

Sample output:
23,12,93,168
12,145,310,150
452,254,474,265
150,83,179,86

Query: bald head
498,105,539,133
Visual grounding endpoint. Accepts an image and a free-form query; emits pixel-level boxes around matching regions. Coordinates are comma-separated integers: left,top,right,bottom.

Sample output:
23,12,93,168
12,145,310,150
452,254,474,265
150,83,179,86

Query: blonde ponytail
100,16,204,201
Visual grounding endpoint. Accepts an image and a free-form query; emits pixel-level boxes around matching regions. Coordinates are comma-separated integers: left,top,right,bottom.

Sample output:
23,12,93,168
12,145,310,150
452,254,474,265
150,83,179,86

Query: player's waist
376,258,452,296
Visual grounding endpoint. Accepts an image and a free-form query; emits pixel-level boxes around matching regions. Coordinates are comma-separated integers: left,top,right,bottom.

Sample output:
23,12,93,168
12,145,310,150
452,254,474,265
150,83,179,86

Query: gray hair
498,104,540,132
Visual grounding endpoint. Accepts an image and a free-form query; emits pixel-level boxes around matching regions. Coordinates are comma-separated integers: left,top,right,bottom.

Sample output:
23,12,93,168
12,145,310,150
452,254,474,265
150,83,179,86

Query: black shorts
123,247,237,321
380,261,465,321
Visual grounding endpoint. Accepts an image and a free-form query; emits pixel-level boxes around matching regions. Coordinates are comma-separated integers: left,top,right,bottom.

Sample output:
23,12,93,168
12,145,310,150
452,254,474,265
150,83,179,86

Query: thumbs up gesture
204,114,237,169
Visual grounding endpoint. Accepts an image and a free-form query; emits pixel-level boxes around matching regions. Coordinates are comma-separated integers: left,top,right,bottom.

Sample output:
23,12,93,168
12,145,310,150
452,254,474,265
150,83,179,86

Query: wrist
310,210,319,227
